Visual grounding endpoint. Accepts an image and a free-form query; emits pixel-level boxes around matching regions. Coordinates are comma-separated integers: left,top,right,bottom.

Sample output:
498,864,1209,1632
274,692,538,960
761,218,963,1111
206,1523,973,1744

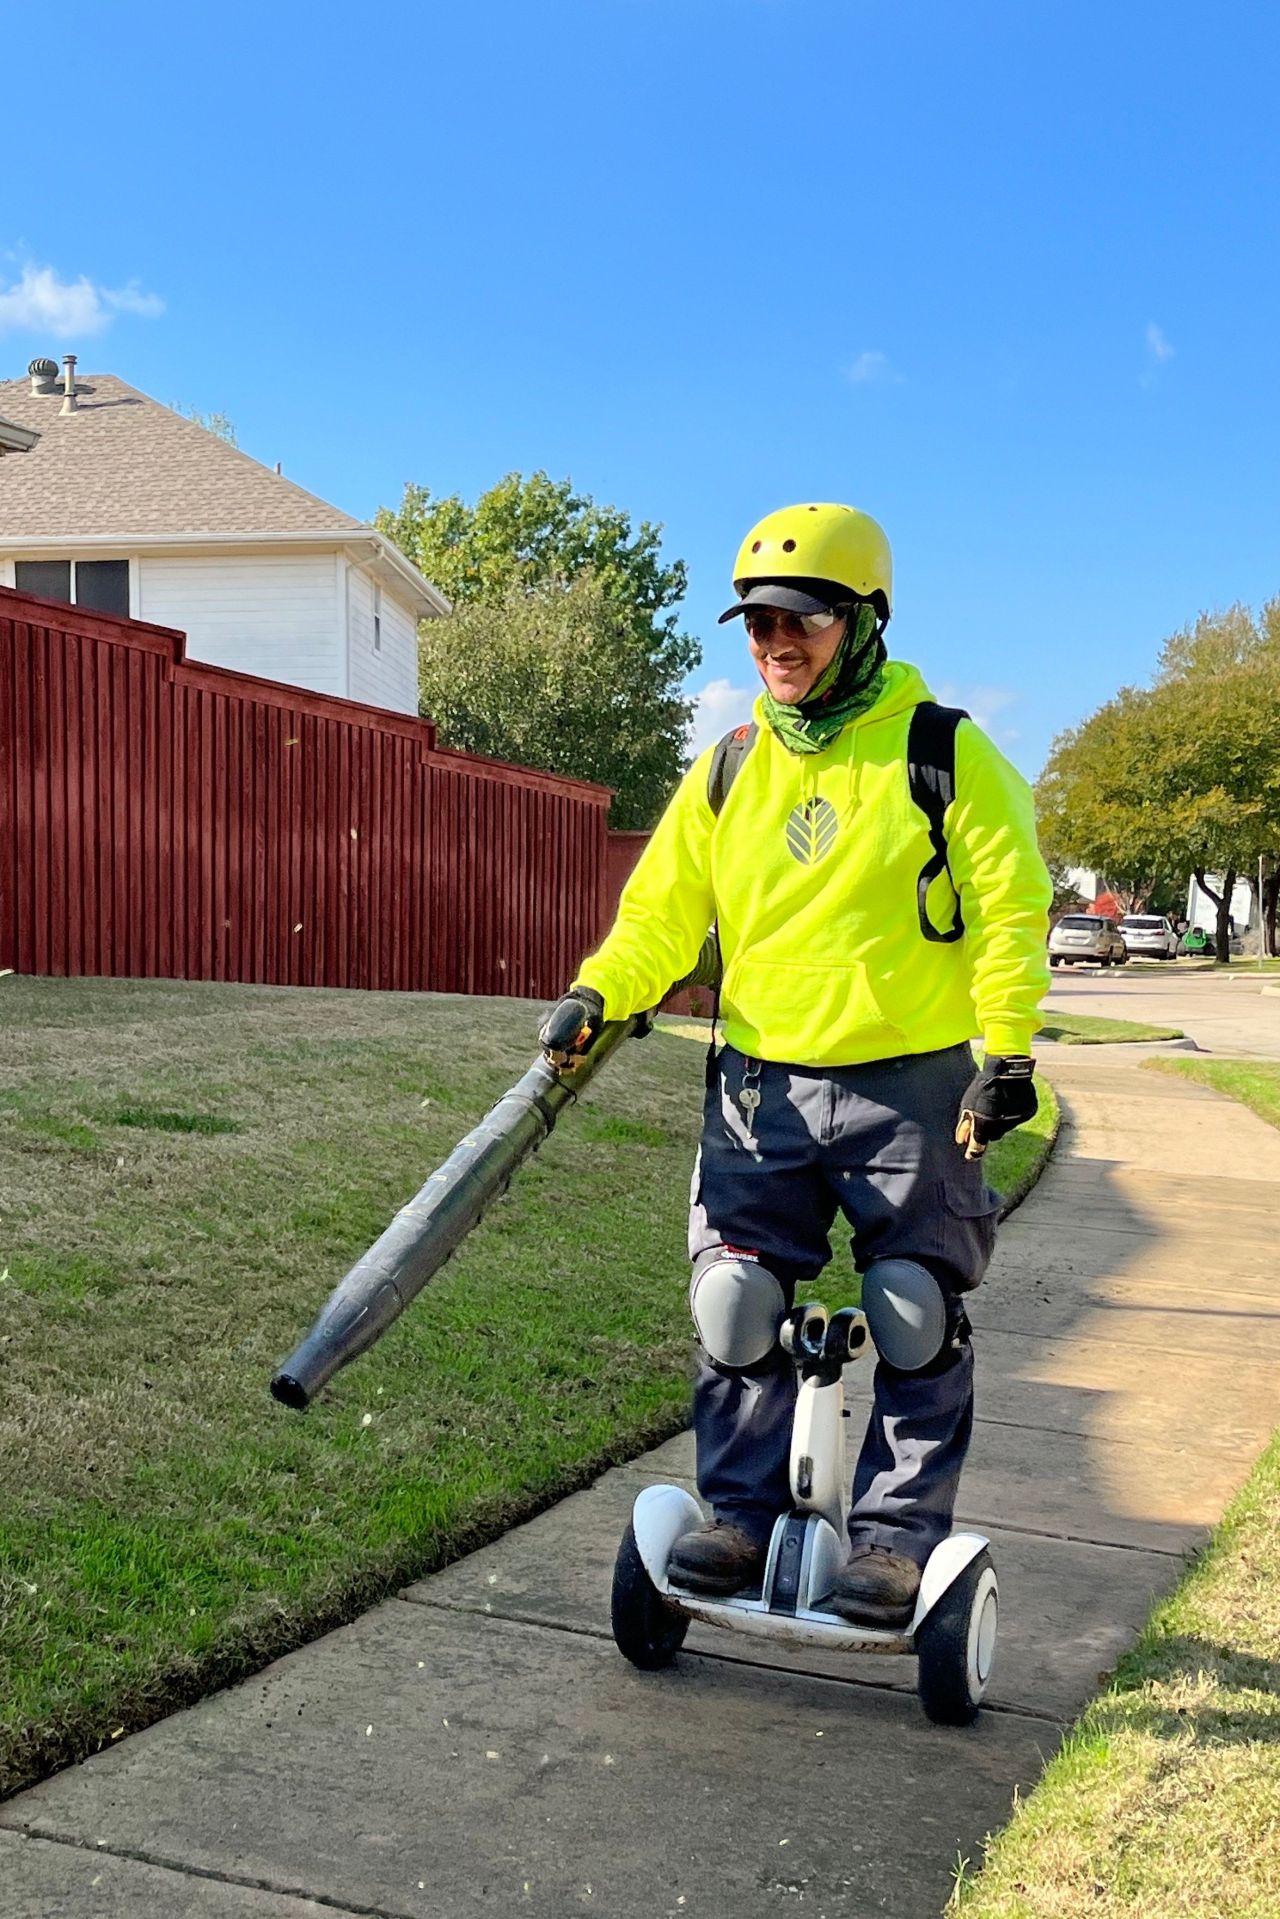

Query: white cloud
687,678,758,758
1141,321,1175,387
104,280,165,320
0,262,165,338
933,681,1022,745
846,349,902,385
1146,321,1175,363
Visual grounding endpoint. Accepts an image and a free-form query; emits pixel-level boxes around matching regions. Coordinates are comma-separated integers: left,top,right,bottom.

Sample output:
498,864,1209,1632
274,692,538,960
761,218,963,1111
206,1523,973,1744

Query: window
373,585,382,652
15,558,129,617
15,560,71,604
76,560,130,615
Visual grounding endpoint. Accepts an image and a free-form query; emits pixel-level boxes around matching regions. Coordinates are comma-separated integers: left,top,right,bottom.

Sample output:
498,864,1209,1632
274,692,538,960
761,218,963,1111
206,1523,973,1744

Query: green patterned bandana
760,602,887,755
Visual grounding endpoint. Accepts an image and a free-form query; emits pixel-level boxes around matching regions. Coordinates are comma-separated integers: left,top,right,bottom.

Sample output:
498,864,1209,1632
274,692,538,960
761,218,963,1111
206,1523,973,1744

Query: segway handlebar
269,1014,643,1410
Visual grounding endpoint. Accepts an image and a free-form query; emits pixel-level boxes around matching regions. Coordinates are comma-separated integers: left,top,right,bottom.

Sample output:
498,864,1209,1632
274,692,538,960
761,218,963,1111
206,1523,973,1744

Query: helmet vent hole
782,538,796,552
751,540,762,553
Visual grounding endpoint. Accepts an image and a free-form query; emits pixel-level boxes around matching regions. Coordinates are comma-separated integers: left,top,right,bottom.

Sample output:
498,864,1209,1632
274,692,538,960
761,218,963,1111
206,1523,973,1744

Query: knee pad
689,1249,787,1370
861,1259,947,1372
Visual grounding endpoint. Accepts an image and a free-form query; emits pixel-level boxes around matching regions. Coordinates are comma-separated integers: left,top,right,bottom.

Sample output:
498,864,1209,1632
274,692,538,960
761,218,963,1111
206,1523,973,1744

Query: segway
610,1299,998,1725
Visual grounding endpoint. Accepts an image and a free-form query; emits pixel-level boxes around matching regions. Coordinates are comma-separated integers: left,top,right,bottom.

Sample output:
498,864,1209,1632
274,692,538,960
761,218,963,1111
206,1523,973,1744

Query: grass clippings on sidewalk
1036,1012,1185,1046
0,979,1058,1801
1141,1055,1280,1130
953,1426,1280,1919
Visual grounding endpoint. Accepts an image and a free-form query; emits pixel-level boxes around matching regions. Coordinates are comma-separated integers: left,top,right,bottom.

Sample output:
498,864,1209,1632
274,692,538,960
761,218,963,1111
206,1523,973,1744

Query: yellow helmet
718,502,893,624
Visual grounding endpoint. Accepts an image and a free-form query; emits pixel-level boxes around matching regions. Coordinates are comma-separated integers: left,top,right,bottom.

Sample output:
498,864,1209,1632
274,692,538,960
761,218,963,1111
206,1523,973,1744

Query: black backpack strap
707,721,758,816
908,702,968,944
700,722,758,1080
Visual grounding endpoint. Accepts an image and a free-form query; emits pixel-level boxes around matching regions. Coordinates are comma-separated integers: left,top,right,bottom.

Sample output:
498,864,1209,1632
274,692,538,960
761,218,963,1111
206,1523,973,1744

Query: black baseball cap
717,579,846,625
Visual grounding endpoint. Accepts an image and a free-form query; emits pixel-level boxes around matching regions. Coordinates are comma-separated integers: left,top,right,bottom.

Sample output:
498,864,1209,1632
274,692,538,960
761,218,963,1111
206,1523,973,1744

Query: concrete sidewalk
6,1038,1280,1917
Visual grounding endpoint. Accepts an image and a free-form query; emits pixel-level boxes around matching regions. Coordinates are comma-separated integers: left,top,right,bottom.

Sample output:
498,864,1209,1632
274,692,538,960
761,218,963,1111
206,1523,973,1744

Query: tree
1037,604,1280,959
378,472,689,618
1035,688,1188,914
415,572,696,830
1155,603,1280,956
175,406,237,445
377,472,700,827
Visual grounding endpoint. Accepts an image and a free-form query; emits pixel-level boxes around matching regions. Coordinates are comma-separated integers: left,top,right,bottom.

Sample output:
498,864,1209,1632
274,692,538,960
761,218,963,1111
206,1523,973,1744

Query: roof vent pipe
29,357,59,396
59,354,78,416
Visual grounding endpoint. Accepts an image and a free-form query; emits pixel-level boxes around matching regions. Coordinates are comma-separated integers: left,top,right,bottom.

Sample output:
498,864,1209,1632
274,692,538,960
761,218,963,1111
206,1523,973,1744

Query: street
1044,961,1280,1059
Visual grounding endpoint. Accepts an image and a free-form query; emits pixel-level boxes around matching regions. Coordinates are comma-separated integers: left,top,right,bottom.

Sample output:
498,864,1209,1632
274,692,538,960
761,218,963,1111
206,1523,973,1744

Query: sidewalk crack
0,1825,413,1919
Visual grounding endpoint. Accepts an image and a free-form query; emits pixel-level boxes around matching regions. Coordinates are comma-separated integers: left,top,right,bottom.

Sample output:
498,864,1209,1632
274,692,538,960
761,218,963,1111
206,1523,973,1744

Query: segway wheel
915,1548,998,1726
611,1521,689,1669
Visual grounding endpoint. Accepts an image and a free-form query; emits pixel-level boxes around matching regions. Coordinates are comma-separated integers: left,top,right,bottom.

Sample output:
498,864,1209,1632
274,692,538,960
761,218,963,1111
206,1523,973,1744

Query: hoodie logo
785,796,839,866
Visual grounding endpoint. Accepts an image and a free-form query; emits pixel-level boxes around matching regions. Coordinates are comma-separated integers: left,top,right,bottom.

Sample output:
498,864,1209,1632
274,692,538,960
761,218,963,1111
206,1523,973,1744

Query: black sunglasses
743,606,847,643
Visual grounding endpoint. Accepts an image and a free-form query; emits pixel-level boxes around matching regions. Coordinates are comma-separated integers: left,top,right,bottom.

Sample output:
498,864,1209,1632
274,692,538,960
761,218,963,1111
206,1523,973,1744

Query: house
0,412,39,456
0,355,447,714
1185,872,1257,940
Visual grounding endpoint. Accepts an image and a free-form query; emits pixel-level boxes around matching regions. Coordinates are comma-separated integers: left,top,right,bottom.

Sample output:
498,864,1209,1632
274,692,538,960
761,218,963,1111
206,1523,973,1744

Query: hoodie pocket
725,956,906,1061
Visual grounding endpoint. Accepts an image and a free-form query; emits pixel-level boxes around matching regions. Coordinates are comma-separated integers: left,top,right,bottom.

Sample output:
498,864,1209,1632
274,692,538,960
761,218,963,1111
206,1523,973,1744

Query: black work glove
538,985,605,1063
956,1055,1037,1159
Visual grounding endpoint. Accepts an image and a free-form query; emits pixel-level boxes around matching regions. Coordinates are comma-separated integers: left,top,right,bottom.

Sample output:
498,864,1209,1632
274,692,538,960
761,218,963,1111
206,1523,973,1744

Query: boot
822,1544,921,1625
668,1520,767,1595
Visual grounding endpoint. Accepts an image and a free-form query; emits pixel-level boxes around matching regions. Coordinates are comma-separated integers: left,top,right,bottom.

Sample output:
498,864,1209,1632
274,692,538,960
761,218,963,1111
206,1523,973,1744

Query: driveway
1044,961,1280,1059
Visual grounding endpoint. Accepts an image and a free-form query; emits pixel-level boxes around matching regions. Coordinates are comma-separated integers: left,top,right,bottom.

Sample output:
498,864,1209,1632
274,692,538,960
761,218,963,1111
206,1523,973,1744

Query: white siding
347,568,419,714
137,553,344,697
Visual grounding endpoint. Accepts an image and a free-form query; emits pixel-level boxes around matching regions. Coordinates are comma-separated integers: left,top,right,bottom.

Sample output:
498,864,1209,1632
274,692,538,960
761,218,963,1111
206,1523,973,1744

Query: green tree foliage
376,472,699,827
175,406,237,445
1036,603,1280,957
415,572,697,830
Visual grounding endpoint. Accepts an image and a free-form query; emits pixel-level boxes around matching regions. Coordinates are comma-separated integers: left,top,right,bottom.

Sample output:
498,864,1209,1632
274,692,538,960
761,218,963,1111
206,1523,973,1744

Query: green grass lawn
1036,1012,1186,1045
955,1429,1280,1919
1141,1055,1280,1130
955,1054,1280,1918
0,978,1056,1800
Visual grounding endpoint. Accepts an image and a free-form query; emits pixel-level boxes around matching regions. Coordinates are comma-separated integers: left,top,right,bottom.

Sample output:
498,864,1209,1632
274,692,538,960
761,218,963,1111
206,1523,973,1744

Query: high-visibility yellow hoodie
576,660,1052,1067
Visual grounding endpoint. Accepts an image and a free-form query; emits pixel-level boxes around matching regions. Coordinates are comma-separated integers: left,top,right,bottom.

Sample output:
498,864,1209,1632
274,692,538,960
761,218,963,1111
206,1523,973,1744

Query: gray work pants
688,1042,1000,1568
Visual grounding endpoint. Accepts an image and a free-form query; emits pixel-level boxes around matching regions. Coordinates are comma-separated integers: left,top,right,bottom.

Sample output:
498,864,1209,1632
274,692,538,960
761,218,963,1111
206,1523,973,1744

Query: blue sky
3,0,1278,778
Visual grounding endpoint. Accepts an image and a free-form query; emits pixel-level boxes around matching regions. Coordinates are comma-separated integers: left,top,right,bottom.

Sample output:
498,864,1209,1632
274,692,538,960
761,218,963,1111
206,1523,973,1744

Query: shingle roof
0,372,367,539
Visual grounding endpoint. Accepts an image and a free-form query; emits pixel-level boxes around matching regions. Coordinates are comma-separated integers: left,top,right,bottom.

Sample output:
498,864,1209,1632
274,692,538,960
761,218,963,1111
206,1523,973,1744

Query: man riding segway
541,503,1051,1630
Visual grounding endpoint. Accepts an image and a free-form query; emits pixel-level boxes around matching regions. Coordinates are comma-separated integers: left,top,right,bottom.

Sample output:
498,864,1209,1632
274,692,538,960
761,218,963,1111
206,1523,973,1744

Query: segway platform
610,1303,1000,1725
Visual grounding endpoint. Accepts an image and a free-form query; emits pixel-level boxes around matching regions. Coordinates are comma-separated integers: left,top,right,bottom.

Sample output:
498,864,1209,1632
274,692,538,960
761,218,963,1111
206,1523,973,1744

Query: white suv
1049,915,1129,968
1119,914,1180,960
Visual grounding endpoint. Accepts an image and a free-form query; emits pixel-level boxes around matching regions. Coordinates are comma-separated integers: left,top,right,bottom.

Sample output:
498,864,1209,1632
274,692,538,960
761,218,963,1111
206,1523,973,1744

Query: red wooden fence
0,586,613,1000
599,827,710,1017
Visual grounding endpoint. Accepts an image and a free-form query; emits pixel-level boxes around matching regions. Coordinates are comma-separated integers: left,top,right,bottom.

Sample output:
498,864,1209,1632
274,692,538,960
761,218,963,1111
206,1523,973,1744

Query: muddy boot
668,1521,767,1596
822,1544,921,1625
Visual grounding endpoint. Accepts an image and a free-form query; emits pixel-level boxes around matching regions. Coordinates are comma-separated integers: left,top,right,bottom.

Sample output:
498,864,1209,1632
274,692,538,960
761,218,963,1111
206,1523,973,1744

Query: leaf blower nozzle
268,1018,641,1409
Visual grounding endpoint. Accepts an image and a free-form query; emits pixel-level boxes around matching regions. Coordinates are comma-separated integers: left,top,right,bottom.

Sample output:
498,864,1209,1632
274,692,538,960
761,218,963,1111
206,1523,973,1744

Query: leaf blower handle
539,985,606,1066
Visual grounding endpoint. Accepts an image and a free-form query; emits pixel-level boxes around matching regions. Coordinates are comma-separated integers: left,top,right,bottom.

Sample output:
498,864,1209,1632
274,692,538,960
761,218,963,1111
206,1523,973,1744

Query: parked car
1180,925,1210,955
1119,914,1180,959
1048,915,1129,967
